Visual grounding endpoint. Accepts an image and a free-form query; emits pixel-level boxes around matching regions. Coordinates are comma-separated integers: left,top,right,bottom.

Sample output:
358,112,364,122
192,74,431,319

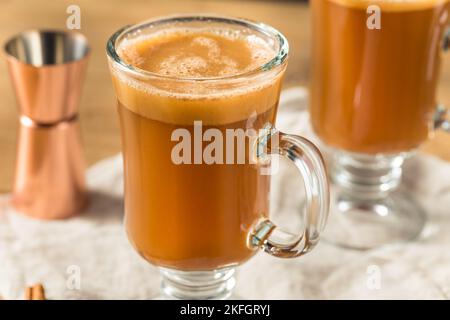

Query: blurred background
0,0,448,193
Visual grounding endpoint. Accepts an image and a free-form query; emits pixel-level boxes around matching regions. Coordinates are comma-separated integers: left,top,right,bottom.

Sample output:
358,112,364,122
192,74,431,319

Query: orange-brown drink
114,29,280,271
310,1,450,250
311,0,449,154
107,15,329,299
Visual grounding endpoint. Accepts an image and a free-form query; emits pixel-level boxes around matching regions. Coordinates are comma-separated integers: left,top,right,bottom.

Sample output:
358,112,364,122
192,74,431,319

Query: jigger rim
4,29,90,68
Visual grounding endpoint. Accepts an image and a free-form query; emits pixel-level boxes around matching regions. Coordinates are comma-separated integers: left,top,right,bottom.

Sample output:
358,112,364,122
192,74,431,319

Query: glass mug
107,15,330,299
311,0,450,249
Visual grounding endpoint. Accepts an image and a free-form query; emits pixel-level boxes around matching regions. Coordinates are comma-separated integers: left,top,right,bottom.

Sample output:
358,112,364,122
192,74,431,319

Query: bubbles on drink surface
112,26,285,125
118,28,275,78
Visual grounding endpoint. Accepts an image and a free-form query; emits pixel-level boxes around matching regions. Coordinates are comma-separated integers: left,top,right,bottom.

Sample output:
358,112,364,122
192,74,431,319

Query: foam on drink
118,29,274,78
111,28,283,125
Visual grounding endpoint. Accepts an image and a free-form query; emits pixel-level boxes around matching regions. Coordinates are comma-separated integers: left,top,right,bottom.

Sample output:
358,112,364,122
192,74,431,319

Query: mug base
323,187,426,250
159,266,236,300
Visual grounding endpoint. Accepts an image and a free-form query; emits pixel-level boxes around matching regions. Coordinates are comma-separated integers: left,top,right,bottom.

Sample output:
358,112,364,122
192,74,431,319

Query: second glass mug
107,15,329,299
311,0,450,249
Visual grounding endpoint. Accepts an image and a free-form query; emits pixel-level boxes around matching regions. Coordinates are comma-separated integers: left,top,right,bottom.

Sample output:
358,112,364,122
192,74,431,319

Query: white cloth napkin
1,87,449,300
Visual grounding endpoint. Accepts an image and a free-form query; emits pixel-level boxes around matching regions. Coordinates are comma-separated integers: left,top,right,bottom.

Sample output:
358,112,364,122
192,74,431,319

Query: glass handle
443,27,449,52
434,28,450,132
434,105,450,132
250,126,330,258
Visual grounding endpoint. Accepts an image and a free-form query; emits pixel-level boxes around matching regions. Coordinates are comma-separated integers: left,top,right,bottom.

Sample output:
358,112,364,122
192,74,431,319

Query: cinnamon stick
24,283,46,300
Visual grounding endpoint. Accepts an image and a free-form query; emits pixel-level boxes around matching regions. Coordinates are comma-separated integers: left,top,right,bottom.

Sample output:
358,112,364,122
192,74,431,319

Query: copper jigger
4,30,89,219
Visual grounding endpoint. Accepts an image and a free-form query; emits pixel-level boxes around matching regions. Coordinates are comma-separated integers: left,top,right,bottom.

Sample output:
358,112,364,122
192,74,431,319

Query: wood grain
0,0,448,192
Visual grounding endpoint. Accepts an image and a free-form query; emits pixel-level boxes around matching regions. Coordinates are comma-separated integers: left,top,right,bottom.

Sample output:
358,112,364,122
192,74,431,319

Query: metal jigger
4,30,90,219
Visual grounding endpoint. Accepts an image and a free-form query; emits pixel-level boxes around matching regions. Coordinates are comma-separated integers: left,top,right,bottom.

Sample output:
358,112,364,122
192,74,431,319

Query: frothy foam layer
329,0,449,10
118,29,275,78
111,28,285,125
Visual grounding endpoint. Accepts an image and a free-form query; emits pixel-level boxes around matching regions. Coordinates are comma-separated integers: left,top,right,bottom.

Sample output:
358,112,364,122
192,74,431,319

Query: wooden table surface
0,0,449,192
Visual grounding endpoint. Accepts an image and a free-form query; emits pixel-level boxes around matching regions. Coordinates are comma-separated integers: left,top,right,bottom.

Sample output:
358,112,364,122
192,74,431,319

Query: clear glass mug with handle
107,15,330,299
310,0,450,249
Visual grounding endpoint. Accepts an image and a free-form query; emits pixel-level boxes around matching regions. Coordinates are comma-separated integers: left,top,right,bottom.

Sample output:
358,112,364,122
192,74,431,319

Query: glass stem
331,151,408,200
160,267,236,300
